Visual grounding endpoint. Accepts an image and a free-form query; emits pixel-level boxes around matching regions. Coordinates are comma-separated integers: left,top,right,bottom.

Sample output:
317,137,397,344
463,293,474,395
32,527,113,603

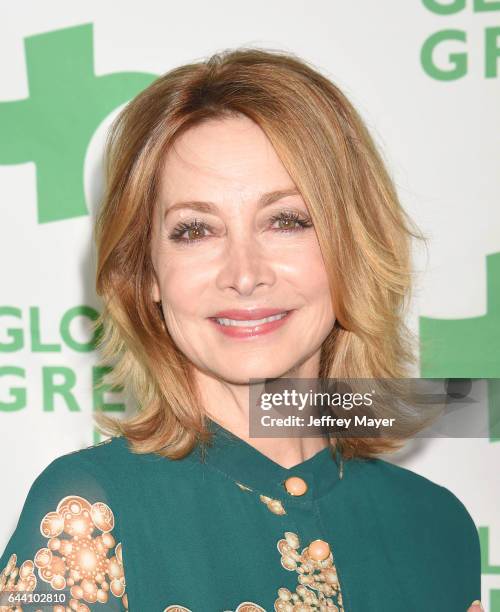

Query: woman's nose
216,235,274,296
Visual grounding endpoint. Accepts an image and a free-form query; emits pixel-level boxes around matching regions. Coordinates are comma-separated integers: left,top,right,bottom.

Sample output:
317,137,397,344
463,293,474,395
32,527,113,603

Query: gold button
308,539,330,561
283,476,308,496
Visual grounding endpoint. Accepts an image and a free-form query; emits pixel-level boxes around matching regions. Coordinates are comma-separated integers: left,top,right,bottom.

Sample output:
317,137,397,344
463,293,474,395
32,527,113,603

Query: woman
0,48,482,612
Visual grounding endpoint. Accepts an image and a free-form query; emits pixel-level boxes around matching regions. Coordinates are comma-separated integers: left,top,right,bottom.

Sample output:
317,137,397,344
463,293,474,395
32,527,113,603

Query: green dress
0,418,481,611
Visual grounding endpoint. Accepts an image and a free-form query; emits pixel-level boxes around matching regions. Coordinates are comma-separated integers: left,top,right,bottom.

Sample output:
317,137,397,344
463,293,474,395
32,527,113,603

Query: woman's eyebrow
163,188,300,219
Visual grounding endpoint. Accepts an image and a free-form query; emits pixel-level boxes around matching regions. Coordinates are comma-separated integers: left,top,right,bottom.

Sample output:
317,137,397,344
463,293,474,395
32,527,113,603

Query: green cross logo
0,23,156,223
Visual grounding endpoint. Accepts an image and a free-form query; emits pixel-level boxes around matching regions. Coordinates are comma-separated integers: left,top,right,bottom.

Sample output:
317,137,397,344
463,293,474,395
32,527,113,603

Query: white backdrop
1,1,499,609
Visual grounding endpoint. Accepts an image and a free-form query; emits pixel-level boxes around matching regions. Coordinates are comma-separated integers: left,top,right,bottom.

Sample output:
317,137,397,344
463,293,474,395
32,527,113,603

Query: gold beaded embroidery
259,495,286,516
235,480,287,515
0,495,128,611
235,481,254,492
275,531,344,611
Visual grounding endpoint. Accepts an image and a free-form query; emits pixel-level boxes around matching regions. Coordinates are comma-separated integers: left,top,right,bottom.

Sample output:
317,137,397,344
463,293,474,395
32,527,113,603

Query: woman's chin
216,366,297,385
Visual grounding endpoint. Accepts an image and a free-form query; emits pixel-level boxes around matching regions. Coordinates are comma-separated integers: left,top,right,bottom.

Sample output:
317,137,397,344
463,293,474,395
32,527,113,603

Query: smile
215,312,288,327
209,310,294,338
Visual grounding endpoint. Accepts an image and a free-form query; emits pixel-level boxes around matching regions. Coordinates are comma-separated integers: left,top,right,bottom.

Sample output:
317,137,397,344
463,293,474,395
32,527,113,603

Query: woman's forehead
159,116,293,204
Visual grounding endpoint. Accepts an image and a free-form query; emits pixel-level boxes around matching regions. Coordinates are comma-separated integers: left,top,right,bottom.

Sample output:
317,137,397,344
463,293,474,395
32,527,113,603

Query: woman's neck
193,353,332,469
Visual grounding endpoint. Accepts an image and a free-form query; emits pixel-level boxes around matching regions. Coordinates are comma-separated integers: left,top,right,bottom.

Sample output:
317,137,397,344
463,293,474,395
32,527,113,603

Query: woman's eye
169,220,210,243
270,211,313,232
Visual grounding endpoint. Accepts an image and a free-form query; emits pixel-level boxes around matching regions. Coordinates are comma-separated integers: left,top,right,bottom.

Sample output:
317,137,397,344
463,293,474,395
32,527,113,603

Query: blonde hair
93,47,429,461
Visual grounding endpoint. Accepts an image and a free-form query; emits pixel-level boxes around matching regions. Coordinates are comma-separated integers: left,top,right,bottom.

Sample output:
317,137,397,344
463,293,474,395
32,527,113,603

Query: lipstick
208,308,294,339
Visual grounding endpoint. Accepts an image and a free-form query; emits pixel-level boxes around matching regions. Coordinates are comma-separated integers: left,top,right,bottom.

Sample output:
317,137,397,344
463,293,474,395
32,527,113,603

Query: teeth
215,312,288,327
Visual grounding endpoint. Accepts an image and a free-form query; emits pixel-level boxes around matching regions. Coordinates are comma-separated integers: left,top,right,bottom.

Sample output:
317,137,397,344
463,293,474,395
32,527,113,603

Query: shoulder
0,438,132,558
29,435,182,504
24,436,134,506
358,456,476,519
36,436,132,478
353,455,480,559
342,455,481,603
367,456,474,513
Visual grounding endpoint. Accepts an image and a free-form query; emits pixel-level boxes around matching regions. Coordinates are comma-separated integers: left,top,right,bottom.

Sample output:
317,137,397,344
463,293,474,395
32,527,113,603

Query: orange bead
283,476,308,496
308,539,330,561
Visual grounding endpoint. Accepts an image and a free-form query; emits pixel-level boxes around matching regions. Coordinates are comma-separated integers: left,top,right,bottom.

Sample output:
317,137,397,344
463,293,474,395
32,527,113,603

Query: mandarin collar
186,417,346,503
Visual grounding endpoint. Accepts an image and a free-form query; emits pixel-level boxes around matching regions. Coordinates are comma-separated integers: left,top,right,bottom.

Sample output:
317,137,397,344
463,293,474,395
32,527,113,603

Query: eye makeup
167,209,313,245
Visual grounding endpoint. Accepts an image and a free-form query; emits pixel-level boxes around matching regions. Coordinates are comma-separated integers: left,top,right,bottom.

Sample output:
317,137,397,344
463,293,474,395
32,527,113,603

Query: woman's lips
208,309,294,338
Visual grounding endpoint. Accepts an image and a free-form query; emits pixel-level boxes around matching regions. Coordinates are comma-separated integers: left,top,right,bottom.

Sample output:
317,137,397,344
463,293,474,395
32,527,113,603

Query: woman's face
150,114,335,383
